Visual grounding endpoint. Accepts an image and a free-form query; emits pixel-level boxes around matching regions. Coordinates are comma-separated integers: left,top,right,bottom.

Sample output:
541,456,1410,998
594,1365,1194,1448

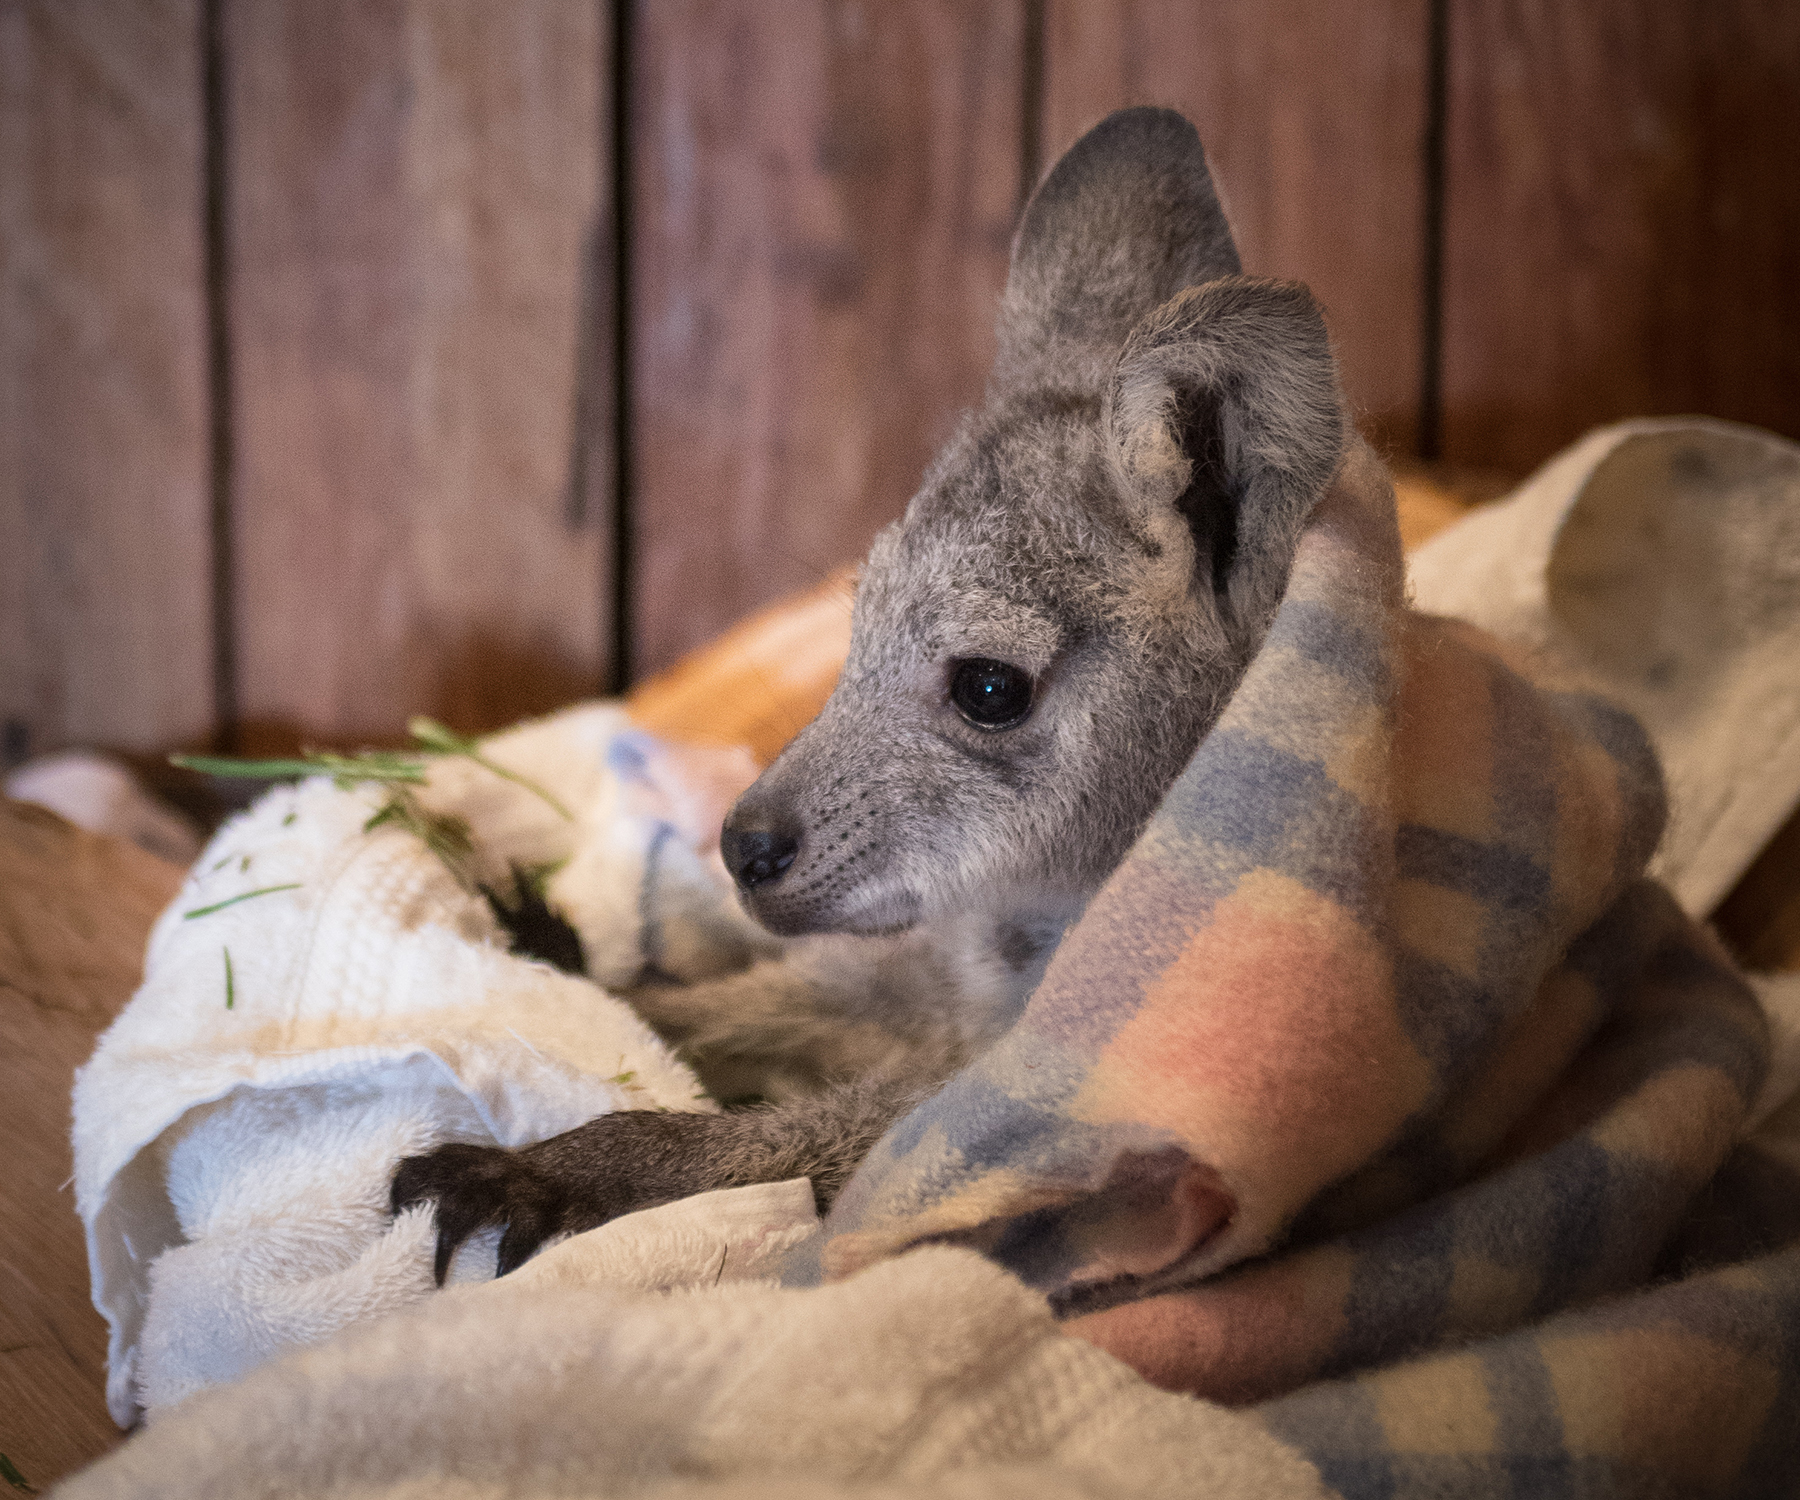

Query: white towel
73,704,777,1425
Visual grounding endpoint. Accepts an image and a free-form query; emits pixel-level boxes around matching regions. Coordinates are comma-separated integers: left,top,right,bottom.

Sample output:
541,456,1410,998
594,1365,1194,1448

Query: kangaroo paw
392,1141,571,1284
392,1110,751,1283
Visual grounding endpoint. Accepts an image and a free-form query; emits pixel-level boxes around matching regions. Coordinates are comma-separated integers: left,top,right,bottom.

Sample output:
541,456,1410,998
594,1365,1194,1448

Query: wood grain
628,0,1024,679
227,0,609,751
0,801,184,1489
1040,0,1429,453
1441,0,1800,472
0,0,213,763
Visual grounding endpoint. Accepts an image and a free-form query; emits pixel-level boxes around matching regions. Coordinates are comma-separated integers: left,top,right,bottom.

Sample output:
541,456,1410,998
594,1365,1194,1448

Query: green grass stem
407,716,573,820
183,883,302,919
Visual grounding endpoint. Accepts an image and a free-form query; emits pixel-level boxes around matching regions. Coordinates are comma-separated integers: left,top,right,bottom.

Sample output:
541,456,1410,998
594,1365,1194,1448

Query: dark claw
391,1109,777,1285
391,1142,567,1285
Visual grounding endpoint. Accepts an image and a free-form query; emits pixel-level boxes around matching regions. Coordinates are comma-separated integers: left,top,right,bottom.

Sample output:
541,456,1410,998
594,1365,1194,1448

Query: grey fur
394,107,1350,1277
992,107,1241,394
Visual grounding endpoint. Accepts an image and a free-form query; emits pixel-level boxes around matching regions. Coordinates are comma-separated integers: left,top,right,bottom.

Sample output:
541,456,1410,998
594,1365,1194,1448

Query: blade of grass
408,716,573,821
172,754,338,779
184,883,302,919
171,750,429,785
171,723,572,900
224,947,235,1009
0,1453,38,1494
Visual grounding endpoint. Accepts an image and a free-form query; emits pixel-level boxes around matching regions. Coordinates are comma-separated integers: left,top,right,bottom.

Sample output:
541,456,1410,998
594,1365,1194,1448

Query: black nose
721,826,800,889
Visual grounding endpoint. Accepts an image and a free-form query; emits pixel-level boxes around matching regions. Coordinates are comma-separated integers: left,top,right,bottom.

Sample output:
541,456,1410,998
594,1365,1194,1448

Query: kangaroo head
722,108,1346,938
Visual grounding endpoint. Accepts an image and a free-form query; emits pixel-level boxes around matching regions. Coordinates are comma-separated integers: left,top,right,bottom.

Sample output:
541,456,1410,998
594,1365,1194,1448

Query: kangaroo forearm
529,1074,928,1216
626,960,932,1099
392,1070,939,1282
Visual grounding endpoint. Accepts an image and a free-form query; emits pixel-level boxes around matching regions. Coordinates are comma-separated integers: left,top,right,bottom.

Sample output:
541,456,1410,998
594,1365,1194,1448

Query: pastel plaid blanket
816,445,1800,1496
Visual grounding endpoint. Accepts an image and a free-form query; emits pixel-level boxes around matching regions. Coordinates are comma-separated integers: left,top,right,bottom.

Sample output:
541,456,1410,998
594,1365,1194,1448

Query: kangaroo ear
1107,277,1345,639
994,108,1241,395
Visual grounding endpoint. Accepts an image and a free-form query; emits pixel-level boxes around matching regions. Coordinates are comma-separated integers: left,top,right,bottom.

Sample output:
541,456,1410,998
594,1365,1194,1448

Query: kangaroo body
395,107,1351,1281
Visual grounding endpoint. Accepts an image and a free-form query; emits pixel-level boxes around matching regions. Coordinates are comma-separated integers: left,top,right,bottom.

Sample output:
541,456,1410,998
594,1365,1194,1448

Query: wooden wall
1,0,213,758
1442,0,1800,470
3,0,1797,761
629,1,1022,676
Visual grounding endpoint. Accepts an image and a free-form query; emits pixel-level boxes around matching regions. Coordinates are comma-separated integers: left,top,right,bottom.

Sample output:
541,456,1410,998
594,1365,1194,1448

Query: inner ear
1106,277,1345,642
1173,387,1239,600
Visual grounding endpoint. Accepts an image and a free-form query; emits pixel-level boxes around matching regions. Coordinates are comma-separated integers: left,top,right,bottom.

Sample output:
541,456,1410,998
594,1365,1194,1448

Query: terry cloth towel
73,705,776,1425
810,440,1800,1493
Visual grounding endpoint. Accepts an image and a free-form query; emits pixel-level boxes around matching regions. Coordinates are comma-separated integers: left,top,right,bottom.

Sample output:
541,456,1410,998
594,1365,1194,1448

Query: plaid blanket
815,445,1800,1497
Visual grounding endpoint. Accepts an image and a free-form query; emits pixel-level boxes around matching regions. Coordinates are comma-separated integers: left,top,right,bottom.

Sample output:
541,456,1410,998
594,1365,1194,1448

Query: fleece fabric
72,706,773,1425
812,440,1800,1495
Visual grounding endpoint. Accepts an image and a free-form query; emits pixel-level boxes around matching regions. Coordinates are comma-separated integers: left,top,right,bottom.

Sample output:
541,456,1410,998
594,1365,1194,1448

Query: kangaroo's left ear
1107,276,1345,642
994,108,1240,397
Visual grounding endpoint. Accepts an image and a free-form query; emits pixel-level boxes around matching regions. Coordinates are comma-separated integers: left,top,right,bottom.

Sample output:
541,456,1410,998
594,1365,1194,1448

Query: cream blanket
60,1236,1328,1500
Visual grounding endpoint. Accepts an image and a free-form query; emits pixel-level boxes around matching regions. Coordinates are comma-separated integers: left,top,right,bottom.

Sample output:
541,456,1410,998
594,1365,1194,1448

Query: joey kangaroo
394,107,1347,1283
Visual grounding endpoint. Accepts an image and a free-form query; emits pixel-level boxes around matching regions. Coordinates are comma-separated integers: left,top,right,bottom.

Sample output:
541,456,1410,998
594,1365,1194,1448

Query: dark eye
949,658,1034,729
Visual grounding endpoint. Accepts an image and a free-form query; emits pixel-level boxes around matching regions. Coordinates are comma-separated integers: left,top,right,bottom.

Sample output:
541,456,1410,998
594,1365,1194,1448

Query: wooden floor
0,804,181,1491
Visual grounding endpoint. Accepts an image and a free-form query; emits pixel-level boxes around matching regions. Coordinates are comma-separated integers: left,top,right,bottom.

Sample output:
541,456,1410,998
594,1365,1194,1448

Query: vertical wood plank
228,0,609,749
0,0,212,761
1442,0,1800,472
1041,0,1429,454
630,0,1024,679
